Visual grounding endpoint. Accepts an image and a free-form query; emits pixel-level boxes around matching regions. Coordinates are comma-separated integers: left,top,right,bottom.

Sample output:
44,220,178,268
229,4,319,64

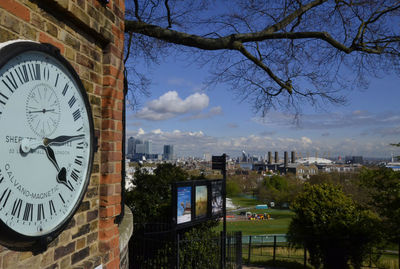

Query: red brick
99,218,115,229
101,142,114,151
102,119,115,130
101,152,121,162
105,257,120,269
100,174,120,184
100,195,120,206
99,226,118,241
114,162,121,172
100,185,115,196
115,141,122,151
99,206,115,218
0,0,30,22
39,32,65,54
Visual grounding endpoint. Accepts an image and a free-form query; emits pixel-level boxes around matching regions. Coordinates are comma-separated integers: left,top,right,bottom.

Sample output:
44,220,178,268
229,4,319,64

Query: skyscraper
144,140,152,154
127,137,135,156
163,145,174,160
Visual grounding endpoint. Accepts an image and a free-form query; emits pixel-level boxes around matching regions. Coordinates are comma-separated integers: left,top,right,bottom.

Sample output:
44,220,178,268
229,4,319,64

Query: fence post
247,235,252,265
236,231,242,269
273,235,277,265
220,231,224,269
227,235,231,264
176,233,180,269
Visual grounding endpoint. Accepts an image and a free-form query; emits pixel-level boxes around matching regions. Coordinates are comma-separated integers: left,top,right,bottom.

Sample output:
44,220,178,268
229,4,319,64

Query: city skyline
126,54,400,159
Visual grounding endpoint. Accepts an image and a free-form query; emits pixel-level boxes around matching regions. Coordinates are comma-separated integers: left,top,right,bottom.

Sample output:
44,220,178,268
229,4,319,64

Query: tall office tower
163,145,174,160
144,140,152,154
127,137,135,156
136,143,145,154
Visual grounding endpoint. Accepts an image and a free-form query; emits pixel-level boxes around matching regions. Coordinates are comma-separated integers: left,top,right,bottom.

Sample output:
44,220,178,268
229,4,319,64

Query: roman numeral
55,73,59,87
59,193,65,204
6,73,18,90
43,66,50,81
71,169,79,181
72,109,81,121
76,141,84,149
16,65,29,84
12,198,22,218
23,202,33,221
28,63,40,80
68,95,76,108
76,127,83,132
2,73,18,93
64,180,75,192
74,156,83,166
37,203,45,221
0,175,3,184
0,92,8,103
0,188,11,208
49,200,56,216
62,83,69,96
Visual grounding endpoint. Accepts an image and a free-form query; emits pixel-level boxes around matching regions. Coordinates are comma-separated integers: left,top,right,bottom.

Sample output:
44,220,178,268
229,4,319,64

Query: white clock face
0,44,93,238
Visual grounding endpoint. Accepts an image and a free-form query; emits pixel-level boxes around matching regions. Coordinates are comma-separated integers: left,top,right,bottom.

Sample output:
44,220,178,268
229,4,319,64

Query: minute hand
44,134,85,146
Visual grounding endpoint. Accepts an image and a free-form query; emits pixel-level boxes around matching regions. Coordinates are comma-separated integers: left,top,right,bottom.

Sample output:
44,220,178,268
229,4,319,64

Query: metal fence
244,234,306,266
129,224,242,269
243,234,400,269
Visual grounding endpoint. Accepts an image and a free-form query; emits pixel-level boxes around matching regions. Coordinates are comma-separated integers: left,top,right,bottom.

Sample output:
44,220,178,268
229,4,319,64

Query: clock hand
43,146,68,188
20,134,85,153
43,145,60,171
44,134,85,146
27,109,56,114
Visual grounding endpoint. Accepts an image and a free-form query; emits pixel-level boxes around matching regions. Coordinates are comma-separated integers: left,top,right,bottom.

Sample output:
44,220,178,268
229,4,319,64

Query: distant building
163,145,174,160
144,140,152,154
127,137,135,157
345,156,363,164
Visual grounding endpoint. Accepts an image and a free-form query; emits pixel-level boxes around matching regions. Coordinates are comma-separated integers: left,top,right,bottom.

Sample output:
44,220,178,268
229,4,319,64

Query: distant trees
287,183,381,269
258,174,303,207
360,168,400,259
126,163,189,224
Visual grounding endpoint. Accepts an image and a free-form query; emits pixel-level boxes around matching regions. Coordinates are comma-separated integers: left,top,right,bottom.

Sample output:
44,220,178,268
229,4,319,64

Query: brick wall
0,0,125,268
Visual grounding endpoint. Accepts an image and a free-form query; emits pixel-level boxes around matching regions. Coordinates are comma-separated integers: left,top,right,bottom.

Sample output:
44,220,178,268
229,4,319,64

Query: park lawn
217,195,294,235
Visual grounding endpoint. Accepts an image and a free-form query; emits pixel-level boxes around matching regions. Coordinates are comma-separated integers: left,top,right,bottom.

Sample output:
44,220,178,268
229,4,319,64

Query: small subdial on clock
26,84,61,137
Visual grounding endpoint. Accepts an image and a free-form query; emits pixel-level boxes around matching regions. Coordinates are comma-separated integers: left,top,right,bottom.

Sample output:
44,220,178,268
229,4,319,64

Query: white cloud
127,127,399,158
182,106,223,121
253,110,400,132
135,91,210,121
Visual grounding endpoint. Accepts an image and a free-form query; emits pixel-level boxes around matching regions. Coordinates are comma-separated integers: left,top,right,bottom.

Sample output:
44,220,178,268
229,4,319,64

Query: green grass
216,195,294,235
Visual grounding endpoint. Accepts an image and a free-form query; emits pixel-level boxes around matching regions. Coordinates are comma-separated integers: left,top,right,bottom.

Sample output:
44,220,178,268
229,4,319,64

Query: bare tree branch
124,0,400,115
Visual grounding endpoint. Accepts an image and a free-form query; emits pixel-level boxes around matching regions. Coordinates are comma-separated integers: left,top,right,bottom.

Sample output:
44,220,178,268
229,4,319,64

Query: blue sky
126,56,400,159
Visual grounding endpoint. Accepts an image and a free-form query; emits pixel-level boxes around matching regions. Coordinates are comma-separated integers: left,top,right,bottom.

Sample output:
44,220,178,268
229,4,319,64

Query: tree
125,163,189,224
258,174,303,206
308,171,371,207
359,167,400,256
124,0,400,115
287,183,382,269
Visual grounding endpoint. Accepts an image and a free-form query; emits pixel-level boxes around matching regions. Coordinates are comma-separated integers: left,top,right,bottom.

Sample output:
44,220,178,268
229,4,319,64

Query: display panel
195,185,208,219
211,180,223,216
177,186,192,224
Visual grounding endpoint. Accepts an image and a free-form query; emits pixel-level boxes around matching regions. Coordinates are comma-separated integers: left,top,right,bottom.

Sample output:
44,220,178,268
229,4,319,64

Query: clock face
0,41,94,246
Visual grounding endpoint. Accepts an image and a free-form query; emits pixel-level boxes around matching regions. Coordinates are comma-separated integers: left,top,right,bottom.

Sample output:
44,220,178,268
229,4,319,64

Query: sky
126,55,400,160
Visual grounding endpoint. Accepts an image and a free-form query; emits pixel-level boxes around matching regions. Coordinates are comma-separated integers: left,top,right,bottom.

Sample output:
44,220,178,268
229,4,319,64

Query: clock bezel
0,40,95,252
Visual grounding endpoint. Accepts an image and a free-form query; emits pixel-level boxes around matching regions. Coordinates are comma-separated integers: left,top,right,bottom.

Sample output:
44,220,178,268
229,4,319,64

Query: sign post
212,154,227,269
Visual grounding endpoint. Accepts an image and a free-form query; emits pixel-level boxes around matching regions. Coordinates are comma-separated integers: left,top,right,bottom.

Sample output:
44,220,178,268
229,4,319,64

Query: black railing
129,225,242,269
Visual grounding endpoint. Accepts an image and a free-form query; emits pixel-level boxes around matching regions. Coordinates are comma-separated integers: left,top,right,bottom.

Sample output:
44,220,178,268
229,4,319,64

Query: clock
0,40,94,251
